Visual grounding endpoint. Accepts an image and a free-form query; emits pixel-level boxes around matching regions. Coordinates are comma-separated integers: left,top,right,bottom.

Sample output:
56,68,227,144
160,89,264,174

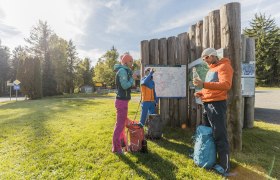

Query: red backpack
126,118,147,153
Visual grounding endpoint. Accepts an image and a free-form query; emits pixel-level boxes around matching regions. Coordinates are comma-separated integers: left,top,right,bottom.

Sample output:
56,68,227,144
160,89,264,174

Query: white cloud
0,0,92,49
77,48,106,66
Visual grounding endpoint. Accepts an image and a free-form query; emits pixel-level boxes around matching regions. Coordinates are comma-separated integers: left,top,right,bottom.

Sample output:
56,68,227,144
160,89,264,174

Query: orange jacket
196,58,233,102
141,85,155,102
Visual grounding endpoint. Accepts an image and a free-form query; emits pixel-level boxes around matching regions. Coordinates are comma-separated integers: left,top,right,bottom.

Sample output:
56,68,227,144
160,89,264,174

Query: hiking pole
134,99,141,120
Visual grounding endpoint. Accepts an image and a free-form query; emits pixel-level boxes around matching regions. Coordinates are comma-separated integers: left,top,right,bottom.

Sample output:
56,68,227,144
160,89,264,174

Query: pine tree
94,47,119,88
244,13,280,86
25,20,58,96
0,42,10,96
17,57,42,99
66,40,78,93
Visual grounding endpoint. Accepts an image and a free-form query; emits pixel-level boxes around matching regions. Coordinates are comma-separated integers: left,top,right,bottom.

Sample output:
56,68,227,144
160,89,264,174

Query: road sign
7,82,14,86
13,79,21,85
14,85,20,90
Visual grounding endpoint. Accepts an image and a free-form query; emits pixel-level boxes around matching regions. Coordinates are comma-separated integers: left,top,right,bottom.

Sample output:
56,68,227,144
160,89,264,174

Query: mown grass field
0,93,279,179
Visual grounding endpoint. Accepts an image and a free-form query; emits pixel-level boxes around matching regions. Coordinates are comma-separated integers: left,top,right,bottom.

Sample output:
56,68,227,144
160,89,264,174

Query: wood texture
158,38,170,126
220,2,242,151
209,10,221,49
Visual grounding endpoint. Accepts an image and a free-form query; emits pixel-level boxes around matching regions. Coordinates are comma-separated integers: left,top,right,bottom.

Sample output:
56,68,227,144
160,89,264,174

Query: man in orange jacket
193,48,233,174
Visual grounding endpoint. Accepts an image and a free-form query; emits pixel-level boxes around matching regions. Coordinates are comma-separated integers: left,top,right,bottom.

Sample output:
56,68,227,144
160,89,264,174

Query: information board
145,65,186,98
241,62,255,96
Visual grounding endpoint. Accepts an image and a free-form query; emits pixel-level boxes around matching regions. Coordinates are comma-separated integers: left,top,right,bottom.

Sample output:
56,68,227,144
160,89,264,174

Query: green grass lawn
0,94,279,179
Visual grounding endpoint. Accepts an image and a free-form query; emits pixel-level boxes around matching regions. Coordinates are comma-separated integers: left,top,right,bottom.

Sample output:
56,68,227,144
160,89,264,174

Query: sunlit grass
0,95,279,179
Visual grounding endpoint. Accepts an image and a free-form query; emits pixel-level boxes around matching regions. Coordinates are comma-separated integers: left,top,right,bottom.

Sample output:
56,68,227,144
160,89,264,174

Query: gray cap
201,48,217,58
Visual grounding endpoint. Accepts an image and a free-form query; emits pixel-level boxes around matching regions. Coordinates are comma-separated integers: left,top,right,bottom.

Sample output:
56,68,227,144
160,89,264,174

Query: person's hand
193,78,203,89
132,74,138,80
194,92,202,98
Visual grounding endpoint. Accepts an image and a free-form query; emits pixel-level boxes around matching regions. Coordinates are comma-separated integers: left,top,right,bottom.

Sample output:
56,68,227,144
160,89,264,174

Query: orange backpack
126,119,147,153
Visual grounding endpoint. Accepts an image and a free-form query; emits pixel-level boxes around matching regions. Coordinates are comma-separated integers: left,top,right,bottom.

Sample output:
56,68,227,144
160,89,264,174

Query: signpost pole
10,86,12,101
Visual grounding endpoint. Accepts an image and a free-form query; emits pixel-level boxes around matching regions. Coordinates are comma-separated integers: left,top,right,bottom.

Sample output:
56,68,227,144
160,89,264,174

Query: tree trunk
178,32,189,128
167,37,178,127
220,2,242,151
158,38,169,126
244,37,255,128
209,10,221,49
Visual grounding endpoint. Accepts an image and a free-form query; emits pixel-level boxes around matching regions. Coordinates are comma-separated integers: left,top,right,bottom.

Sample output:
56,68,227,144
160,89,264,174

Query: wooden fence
140,2,254,151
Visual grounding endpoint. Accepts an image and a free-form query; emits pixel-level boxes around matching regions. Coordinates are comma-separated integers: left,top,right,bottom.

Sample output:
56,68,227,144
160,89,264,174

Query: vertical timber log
149,39,159,65
203,16,209,50
178,32,189,128
209,10,221,49
159,38,170,126
244,37,255,128
195,20,203,58
240,34,247,128
188,25,197,128
149,39,159,114
141,40,149,77
220,2,242,151
195,21,203,126
167,36,178,127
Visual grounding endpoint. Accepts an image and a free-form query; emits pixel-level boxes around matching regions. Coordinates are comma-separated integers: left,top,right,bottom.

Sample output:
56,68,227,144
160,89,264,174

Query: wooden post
203,16,209,50
149,39,159,114
149,39,159,65
240,34,247,128
158,38,170,126
220,2,242,151
209,10,221,49
195,20,203,58
167,36,178,127
178,32,189,128
141,40,149,77
189,25,196,62
244,37,255,128
195,21,203,126
188,25,197,128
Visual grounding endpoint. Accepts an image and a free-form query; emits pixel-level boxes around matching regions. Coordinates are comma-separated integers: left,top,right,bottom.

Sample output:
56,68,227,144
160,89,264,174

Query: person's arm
204,64,233,90
153,83,158,104
141,71,154,85
118,69,134,90
194,91,203,98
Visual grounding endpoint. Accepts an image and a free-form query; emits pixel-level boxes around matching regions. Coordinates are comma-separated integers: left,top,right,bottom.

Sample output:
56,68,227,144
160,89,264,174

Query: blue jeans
140,101,156,126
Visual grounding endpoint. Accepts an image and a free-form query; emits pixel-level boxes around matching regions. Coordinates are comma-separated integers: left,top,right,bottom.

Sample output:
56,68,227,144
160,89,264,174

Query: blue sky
0,0,279,66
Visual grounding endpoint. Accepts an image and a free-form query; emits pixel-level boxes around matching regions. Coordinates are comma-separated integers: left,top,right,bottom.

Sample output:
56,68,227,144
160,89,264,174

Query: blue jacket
114,64,134,100
141,71,158,103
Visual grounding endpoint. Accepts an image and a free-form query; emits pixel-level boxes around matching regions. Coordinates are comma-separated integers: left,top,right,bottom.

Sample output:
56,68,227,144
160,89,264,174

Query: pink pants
112,99,128,153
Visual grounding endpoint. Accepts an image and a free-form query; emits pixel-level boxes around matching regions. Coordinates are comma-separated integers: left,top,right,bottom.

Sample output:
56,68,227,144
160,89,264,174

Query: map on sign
145,65,186,98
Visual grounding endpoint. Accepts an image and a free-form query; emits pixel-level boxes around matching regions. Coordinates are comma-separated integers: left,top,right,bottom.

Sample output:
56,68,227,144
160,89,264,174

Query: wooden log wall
243,37,255,128
158,38,169,126
188,25,197,128
220,2,242,151
140,2,244,151
178,33,189,128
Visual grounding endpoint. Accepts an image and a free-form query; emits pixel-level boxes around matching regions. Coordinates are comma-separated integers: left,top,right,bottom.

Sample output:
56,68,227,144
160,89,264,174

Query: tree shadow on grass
118,155,154,179
120,151,178,179
231,126,280,179
151,137,193,156
228,162,270,180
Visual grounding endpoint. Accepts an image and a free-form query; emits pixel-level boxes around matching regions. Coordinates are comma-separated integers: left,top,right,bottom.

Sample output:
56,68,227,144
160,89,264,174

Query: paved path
254,90,280,124
0,97,26,102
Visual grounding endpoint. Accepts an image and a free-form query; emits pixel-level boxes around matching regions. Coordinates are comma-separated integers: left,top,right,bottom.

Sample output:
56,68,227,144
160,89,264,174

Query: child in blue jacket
137,68,158,127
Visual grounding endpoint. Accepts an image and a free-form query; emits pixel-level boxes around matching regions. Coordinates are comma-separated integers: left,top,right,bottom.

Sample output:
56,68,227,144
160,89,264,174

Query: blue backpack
193,125,216,169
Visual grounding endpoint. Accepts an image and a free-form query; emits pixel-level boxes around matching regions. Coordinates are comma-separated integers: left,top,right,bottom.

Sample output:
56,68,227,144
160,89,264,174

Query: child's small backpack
146,114,163,139
193,125,216,169
126,119,148,153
